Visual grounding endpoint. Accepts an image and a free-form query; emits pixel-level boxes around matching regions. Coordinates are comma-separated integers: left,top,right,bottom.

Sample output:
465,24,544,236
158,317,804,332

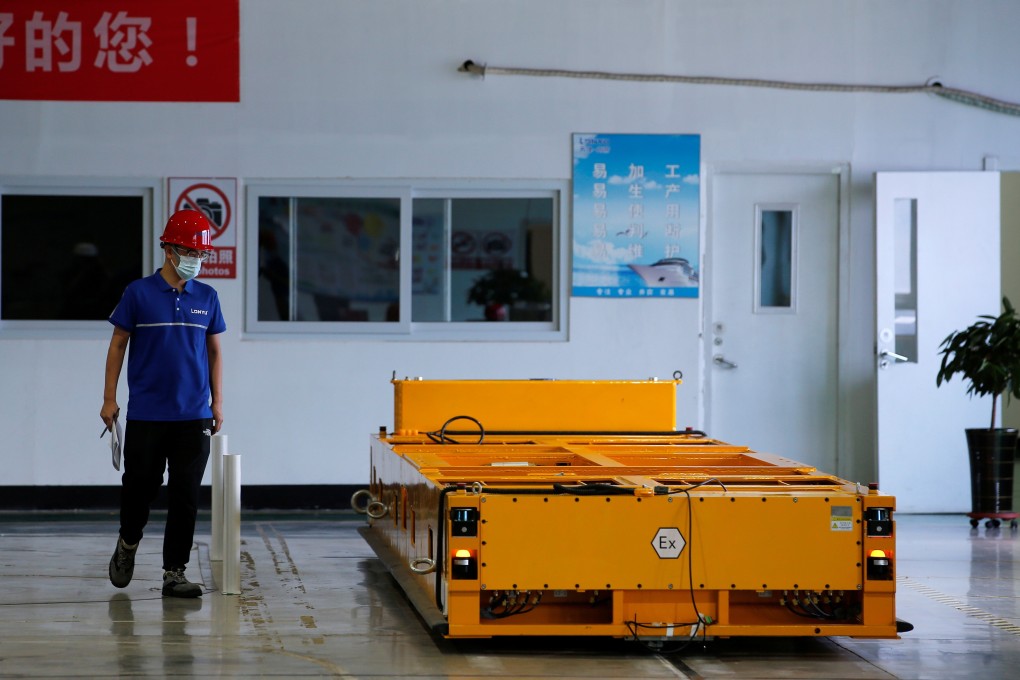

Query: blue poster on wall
572,133,700,298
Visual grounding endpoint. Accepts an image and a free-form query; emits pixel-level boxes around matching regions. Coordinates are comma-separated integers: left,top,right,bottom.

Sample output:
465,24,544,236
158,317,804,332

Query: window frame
0,176,161,338
244,179,568,341
753,202,799,316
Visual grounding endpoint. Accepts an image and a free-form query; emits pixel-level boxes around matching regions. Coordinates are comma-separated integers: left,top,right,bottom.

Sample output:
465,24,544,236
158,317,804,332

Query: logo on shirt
190,308,209,315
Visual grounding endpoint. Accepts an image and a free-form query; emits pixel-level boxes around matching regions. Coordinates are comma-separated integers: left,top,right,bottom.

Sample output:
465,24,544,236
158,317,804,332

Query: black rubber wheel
986,519,1001,529
970,519,979,528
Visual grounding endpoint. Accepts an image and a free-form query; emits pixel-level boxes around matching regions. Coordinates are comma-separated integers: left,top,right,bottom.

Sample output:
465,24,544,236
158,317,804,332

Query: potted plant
466,268,550,321
936,297,1020,528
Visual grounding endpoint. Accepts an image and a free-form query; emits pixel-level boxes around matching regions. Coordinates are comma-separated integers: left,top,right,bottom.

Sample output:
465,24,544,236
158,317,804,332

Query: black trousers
119,419,211,571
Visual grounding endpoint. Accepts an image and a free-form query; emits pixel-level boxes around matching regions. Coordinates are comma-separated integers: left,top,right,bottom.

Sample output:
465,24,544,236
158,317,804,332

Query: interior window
257,196,400,322
247,181,565,338
893,198,918,362
0,179,157,330
411,198,553,322
755,206,797,313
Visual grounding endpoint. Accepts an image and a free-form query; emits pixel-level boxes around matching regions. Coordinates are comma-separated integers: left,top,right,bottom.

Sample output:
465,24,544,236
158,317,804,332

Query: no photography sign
168,178,237,278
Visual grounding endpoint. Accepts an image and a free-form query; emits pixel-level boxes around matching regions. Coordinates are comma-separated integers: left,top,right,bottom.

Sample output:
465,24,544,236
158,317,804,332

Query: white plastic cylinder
222,453,241,595
210,434,227,562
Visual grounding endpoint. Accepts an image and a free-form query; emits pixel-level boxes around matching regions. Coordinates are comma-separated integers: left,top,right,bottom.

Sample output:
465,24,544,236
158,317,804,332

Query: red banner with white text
0,0,239,102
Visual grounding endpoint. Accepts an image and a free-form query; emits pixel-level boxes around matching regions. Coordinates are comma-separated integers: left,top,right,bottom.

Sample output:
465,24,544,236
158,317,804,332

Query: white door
707,171,841,472
875,172,1000,513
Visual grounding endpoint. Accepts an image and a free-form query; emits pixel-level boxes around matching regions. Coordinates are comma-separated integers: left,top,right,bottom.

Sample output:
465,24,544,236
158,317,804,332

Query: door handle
713,354,738,369
879,350,909,362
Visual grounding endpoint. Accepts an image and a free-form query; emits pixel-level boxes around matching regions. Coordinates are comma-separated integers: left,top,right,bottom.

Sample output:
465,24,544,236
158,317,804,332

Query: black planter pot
965,428,1017,515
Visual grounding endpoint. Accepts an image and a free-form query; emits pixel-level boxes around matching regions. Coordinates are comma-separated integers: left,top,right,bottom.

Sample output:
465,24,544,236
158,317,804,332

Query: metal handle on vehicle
350,489,374,514
713,354,738,369
367,500,390,519
409,557,436,574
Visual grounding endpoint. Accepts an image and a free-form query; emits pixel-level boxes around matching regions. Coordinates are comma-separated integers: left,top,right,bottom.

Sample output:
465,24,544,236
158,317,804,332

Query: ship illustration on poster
628,257,699,288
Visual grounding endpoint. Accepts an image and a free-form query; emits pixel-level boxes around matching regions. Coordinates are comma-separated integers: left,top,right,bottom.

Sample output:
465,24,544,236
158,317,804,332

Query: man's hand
102,327,129,431
100,400,120,431
211,404,224,434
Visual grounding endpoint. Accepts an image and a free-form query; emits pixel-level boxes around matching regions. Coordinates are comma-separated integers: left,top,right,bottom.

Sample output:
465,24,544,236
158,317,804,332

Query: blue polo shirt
109,270,226,421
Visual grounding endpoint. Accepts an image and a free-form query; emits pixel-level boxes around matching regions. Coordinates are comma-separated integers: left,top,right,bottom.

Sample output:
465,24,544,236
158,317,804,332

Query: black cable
781,593,835,620
656,476,720,650
470,483,639,496
625,620,704,654
624,478,715,654
435,429,708,438
666,477,728,494
426,415,485,445
553,482,635,496
803,596,836,619
482,590,541,619
473,486,555,495
677,486,706,630
785,600,818,618
0,595,166,606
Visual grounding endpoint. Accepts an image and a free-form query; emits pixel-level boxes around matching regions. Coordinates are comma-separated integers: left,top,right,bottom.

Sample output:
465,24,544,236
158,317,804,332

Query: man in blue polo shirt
100,209,226,598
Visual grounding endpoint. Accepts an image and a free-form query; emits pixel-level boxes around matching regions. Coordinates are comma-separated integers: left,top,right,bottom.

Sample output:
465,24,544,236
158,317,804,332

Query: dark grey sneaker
109,536,137,588
162,568,202,598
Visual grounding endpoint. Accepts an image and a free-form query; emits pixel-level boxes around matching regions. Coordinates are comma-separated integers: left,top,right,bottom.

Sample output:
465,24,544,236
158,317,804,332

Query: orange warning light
867,548,892,580
452,548,477,579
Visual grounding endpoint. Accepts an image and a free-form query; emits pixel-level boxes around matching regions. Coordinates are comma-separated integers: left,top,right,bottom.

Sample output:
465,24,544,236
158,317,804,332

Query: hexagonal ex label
651,527,686,559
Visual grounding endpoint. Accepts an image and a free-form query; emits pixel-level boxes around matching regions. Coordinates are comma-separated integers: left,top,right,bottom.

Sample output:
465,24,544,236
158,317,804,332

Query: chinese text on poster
572,134,701,298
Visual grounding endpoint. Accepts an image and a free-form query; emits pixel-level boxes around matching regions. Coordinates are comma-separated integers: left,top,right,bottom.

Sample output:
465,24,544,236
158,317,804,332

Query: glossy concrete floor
0,513,1018,679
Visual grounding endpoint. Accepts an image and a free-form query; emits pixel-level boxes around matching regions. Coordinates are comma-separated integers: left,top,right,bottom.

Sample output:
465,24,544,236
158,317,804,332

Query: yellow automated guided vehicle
355,378,902,643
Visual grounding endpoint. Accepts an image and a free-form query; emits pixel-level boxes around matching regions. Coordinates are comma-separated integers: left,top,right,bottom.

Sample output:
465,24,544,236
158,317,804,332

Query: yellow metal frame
359,378,899,640
392,378,680,434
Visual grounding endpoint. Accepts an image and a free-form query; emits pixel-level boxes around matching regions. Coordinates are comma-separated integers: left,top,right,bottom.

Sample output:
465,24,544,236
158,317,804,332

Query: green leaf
936,297,1020,428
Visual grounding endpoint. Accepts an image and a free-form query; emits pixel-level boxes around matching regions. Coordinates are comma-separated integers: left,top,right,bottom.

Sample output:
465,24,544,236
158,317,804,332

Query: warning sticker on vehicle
830,506,853,531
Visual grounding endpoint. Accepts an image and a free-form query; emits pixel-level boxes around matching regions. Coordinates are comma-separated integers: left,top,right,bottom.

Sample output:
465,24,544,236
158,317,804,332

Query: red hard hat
160,210,213,251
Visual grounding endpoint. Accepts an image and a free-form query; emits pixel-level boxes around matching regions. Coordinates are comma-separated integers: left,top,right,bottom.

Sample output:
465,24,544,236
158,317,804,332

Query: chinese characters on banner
572,134,701,298
168,178,237,279
0,0,239,102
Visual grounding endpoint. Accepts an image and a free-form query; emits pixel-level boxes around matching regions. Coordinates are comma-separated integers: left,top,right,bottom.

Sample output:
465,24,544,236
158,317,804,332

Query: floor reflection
161,596,202,674
107,593,143,675
1,514,1017,679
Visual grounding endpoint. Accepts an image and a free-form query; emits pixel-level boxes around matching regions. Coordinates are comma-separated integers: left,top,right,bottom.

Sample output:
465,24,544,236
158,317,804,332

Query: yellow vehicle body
358,378,899,641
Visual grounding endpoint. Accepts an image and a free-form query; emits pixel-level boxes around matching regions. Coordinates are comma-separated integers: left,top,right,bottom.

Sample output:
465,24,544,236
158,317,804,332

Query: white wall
4,1,1020,497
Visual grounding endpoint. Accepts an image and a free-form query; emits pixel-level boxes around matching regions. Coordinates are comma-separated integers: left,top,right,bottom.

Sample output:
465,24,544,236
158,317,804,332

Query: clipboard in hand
101,413,123,471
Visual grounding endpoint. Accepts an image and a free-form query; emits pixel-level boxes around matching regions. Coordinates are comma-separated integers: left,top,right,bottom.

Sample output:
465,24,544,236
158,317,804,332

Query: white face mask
173,253,202,281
